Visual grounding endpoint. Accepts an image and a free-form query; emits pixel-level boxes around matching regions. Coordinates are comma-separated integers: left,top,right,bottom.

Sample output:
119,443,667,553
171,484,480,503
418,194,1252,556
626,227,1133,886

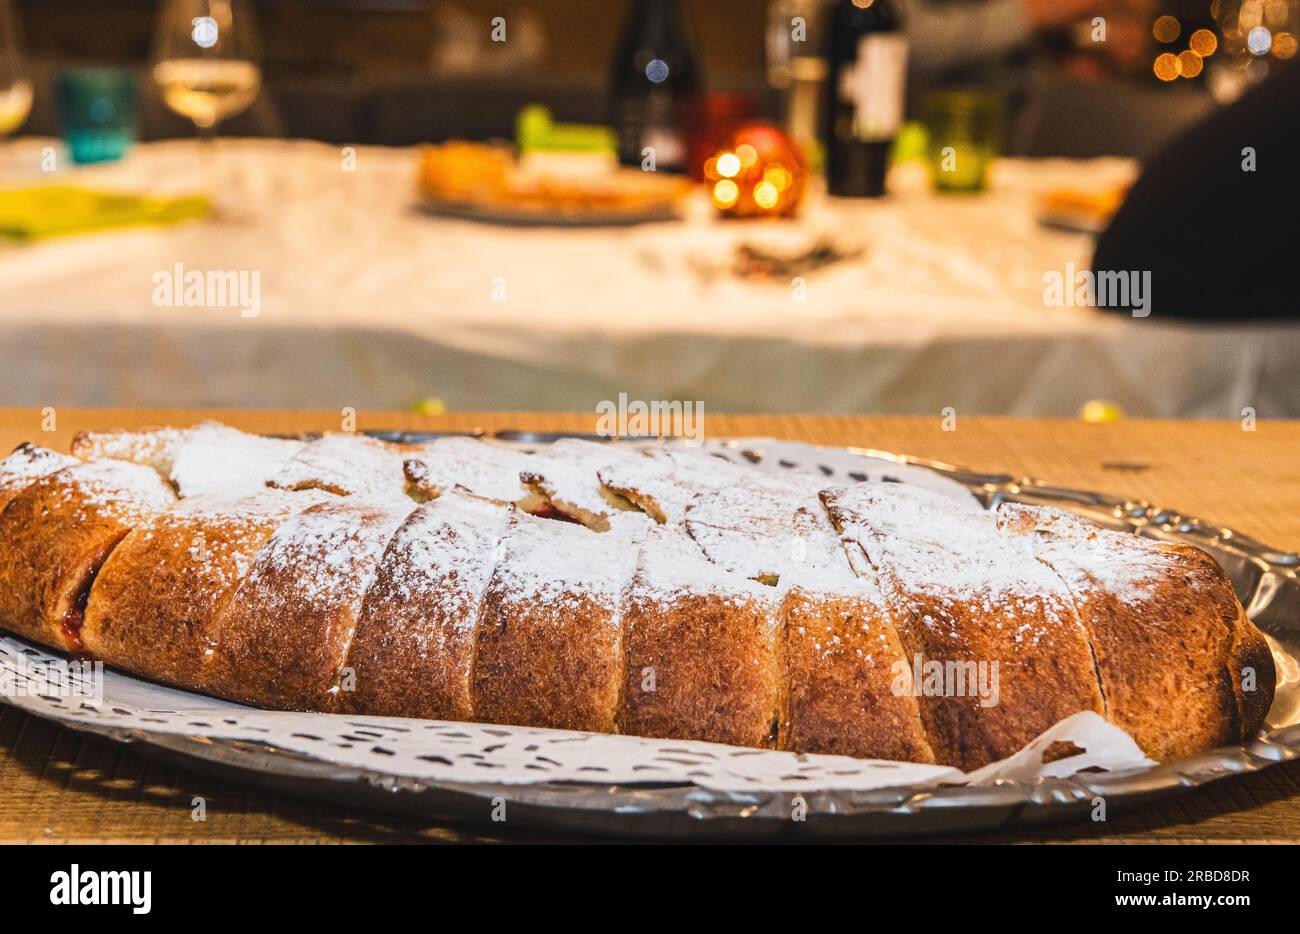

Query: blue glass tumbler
55,67,138,164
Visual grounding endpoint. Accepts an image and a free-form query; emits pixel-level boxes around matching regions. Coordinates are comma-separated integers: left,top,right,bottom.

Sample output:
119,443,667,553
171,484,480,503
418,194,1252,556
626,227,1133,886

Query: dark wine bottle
609,0,700,172
823,0,907,197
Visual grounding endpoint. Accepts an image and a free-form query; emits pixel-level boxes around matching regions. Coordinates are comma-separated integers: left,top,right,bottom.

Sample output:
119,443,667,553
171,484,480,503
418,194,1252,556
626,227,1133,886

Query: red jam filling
59,561,104,654
526,502,582,525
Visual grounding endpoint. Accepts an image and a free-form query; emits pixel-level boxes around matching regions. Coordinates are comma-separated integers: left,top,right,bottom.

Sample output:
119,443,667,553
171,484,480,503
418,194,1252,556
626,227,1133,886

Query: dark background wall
15,1,1216,157
16,0,772,143
18,0,769,86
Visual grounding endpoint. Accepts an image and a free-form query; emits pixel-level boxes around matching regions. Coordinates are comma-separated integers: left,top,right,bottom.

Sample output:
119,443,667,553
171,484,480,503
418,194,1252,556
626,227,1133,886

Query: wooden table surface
2,407,1298,844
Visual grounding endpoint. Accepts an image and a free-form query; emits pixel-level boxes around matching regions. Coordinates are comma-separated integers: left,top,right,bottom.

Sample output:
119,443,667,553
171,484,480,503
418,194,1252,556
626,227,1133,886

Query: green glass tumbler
922,88,1003,193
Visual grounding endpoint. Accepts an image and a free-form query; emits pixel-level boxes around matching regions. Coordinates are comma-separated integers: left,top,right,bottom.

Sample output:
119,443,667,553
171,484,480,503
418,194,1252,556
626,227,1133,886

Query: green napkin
516,104,617,155
0,185,211,241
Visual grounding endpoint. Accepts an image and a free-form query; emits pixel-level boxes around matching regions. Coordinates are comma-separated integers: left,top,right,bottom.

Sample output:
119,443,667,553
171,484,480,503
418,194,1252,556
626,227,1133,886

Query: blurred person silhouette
1091,60,1299,320
899,0,1156,151
902,0,1152,80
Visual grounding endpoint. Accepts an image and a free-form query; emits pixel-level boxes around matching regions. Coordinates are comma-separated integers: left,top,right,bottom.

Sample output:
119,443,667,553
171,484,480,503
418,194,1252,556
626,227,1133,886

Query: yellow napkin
0,185,211,240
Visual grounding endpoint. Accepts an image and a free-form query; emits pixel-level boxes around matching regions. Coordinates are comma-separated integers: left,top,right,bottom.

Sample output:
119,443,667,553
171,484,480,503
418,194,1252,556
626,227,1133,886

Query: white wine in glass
153,58,261,129
0,0,32,138
0,79,32,136
151,0,262,133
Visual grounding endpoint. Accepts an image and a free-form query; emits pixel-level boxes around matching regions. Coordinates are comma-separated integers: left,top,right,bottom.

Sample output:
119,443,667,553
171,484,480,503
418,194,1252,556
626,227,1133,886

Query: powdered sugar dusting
0,444,79,500
138,489,332,593
405,437,535,504
169,422,305,498
996,503,1174,605
520,438,637,526
823,484,1076,644
629,524,772,610
50,459,177,519
684,484,853,584
71,427,185,475
250,499,414,608
487,511,642,613
371,491,512,627
598,449,748,523
269,433,407,500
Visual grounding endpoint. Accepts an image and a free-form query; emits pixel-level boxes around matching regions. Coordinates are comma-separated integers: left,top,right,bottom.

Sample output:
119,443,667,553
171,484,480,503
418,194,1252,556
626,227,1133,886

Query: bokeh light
1153,15,1181,42
711,179,739,208
1177,50,1204,77
753,181,780,210
1239,1,1263,30
715,152,741,178
1153,52,1180,80
1274,31,1297,58
1248,25,1273,55
1080,400,1126,423
1189,28,1218,56
645,59,669,83
762,164,792,192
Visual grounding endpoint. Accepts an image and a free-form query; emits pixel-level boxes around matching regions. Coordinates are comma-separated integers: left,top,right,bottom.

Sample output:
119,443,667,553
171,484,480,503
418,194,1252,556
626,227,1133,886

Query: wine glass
151,0,262,138
0,0,33,140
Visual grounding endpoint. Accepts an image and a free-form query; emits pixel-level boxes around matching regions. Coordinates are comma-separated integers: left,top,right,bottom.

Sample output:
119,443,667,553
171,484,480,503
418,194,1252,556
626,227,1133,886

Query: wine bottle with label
609,0,700,172
823,0,907,197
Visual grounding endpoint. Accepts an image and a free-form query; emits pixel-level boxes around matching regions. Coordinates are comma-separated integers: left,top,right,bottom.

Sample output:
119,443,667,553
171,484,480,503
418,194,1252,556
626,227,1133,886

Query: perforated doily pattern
0,635,1158,792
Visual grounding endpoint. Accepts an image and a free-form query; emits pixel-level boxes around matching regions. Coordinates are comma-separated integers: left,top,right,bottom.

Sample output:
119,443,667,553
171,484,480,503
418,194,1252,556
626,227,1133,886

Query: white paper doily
0,636,1154,793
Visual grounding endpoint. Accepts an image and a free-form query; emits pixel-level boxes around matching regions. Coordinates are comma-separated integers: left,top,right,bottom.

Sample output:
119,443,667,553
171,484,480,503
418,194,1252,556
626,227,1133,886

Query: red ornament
703,123,808,218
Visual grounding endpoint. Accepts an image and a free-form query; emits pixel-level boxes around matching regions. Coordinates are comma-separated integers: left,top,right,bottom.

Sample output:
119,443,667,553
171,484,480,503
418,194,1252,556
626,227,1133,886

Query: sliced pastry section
268,432,407,500
683,479,848,584
344,491,512,720
0,443,79,513
618,525,781,747
598,448,751,524
82,489,331,689
169,421,305,497
996,503,1274,756
822,484,1106,770
471,512,643,732
777,567,936,762
206,498,415,710
70,426,185,476
518,438,637,529
0,459,175,651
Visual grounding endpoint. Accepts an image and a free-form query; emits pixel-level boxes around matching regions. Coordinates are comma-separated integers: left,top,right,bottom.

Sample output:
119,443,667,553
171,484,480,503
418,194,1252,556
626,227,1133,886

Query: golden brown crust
1158,541,1276,744
82,491,321,690
617,528,781,747
0,461,173,652
206,499,412,711
1230,606,1276,741
778,585,936,762
620,589,781,747
894,591,1104,770
822,487,1106,770
1072,545,1241,759
996,504,1265,760
474,588,623,731
470,515,634,732
343,495,511,719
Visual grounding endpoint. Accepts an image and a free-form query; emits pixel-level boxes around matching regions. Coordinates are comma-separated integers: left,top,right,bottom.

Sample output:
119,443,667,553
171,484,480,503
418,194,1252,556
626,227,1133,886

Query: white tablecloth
1,138,1296,417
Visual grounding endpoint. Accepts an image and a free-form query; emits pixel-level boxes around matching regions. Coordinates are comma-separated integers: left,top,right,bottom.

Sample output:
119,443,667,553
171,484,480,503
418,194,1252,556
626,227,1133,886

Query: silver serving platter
4,431,1298,841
